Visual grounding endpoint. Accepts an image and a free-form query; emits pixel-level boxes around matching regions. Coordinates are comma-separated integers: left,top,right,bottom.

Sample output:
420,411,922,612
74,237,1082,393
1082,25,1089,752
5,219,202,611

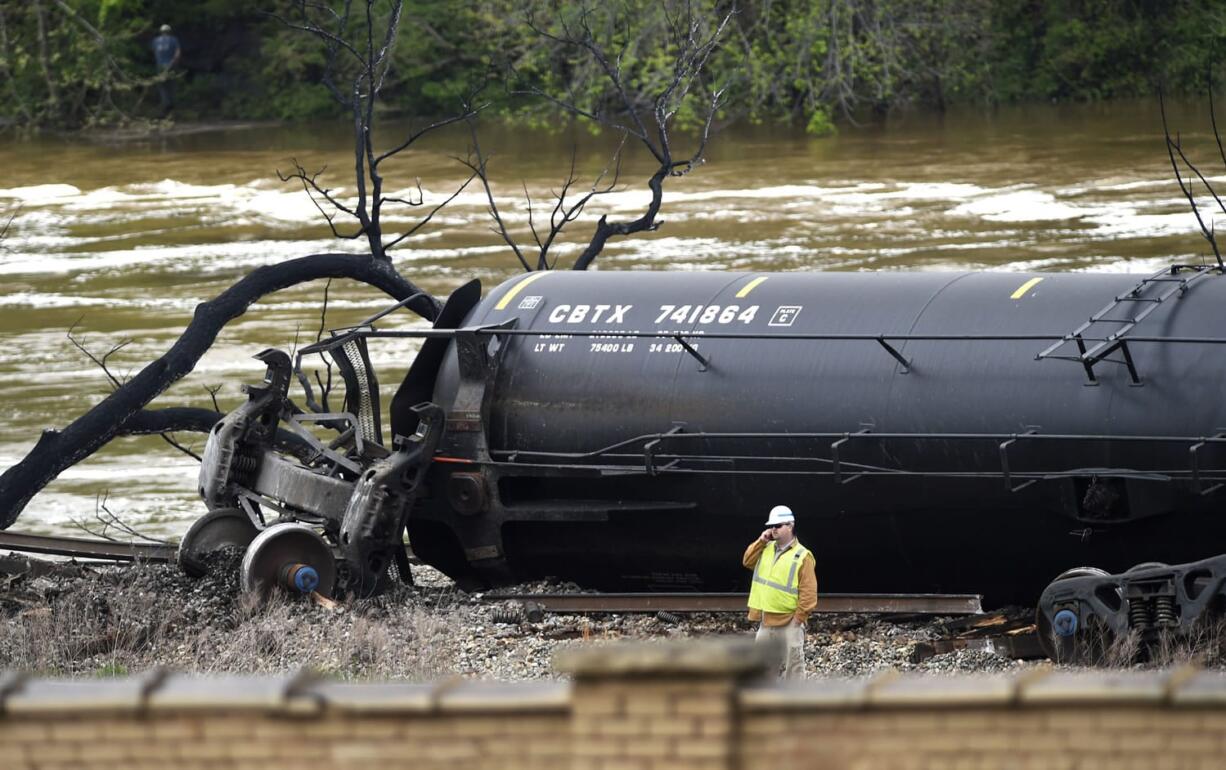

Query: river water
0,98,1220,538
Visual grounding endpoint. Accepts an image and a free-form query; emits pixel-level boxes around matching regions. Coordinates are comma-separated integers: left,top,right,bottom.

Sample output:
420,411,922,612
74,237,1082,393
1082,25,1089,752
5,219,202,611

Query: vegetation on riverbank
2,0,1223,132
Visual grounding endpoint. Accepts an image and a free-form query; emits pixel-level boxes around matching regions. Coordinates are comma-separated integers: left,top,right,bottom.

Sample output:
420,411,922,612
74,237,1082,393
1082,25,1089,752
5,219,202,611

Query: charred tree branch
460,118,532,271
116,407,315,463
0,253,437,529
572,164,669,271
1161,91,1224,269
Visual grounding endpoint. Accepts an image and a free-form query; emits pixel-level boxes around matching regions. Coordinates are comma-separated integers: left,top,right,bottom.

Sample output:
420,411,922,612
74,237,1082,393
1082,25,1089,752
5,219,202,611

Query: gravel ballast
0,552,1062,680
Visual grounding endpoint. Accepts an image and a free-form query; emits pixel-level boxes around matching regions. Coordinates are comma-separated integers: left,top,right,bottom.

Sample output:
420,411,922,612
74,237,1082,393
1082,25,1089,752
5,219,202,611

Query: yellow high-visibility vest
748,540,809,614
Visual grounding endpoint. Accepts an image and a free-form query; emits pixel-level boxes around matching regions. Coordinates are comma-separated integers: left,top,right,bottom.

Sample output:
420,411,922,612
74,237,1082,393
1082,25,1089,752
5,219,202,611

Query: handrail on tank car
327,328,1226,343
319,325,1226,375
494,430,1226,458
486,430,1226,489
480,459,1205,484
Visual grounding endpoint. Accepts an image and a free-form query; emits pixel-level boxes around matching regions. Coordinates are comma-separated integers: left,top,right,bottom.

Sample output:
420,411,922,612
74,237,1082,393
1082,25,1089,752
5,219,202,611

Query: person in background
743,504,817,679
151,24,181,116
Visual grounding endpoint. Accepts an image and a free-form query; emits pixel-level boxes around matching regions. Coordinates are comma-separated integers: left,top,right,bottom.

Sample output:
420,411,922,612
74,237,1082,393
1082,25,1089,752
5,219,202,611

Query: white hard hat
764,505,794,526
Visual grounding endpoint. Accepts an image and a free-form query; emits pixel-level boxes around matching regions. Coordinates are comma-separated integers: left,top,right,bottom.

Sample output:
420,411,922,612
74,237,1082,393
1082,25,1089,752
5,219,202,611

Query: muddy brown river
0,98,1220,537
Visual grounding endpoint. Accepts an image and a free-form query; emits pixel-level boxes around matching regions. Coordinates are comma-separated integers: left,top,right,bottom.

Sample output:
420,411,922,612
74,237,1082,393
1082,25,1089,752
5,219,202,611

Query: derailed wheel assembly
1035,566,1114,663
240,523,337,599
177,507,259,578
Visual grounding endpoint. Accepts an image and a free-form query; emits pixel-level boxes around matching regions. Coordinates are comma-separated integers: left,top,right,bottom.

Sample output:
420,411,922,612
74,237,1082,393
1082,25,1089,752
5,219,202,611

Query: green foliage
0,0,150,129
3,0,1225,132
94,661,128,677
805,106,836,136
506,0,731,131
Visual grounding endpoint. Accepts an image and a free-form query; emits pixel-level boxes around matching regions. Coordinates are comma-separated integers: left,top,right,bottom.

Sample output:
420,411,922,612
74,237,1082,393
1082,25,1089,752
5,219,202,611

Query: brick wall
3,640,1226,770
739,667,1226,770
0,672,570,770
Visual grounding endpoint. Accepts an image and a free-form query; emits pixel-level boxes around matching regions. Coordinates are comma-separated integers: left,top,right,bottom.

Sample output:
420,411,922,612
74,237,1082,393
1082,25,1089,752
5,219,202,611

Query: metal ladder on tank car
1035,264,1219,385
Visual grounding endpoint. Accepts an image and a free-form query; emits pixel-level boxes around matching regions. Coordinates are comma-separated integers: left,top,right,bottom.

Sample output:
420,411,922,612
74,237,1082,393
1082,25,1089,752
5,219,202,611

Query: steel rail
483,592,983,616
0,536,984,617
0,532,175,563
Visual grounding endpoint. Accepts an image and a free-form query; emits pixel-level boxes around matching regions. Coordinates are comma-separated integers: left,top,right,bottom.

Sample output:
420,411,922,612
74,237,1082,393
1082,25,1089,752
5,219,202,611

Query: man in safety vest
743,504,817,679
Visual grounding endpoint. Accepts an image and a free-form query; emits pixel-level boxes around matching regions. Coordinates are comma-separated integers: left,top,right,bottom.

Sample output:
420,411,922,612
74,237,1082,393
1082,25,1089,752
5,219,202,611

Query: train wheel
240,523,336,600
1036,566,1111,663
177,508,259,579
1125,561,1169,573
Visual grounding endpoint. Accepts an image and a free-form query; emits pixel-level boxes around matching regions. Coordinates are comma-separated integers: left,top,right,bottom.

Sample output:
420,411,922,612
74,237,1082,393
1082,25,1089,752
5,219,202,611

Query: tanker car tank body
401,267,1226,607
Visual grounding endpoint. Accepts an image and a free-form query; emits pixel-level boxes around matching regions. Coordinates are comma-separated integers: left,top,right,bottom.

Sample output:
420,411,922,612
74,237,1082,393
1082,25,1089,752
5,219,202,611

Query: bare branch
1171,137,1226,219
308,282,327,344
68,492,172,545
515,84,640,139
375,108,484,167
294,279,337,414
381,195,423,207
117,406,315,463
458,117,532,271
270,6,363,65
203,384,223,413
277,160,365,240
157,432,201,462
1210,81,1226,195
524,181,541,251
0,206,18,245
370,0,404,94
524,6,656,150
540,139,625,269
314,368,332,413
1161,90,1224,269
383,171,478,251
0,253,440,529
522,0,731,270
67,319,131,391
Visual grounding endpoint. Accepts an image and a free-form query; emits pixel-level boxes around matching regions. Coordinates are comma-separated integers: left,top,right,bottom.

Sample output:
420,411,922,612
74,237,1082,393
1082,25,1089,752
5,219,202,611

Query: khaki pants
755,620,805,679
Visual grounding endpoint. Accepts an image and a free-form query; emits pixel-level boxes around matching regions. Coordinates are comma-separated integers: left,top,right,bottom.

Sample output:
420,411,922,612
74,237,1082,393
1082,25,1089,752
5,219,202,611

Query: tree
0,0,162,130
1160,88,1226,271
0,0,732,531
457,1,732,271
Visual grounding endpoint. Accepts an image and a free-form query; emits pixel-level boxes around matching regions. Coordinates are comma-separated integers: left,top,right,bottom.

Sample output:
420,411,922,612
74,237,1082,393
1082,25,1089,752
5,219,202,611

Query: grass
0,559,465,680
1045,616,1226,668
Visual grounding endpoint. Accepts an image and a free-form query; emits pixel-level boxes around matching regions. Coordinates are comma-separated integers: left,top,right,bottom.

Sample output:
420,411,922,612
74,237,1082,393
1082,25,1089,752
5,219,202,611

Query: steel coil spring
232,452,260,483
1128,598,1152,630
490,606,523,625
1154,595,1178,628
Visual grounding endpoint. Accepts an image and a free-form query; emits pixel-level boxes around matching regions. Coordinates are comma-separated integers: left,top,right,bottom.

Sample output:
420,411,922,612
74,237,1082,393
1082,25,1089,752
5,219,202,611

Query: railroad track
482,593,1046,659
0,531,175,563
482,591,984,616
0,531,987,618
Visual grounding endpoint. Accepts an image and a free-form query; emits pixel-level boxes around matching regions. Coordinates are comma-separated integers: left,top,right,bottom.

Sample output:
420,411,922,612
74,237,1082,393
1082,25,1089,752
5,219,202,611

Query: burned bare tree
0,0,460,529
273,1,481,262
464,128,626,272
1160,90,1226,270
467,1,733,270
0,0,734,533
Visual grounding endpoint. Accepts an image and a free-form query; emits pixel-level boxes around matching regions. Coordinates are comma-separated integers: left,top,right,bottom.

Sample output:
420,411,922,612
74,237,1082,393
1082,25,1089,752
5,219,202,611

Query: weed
94,661,128,677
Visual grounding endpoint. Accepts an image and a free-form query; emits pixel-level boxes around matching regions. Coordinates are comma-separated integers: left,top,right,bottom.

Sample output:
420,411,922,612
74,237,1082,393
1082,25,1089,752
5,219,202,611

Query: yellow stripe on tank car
494,272,549,310
736,276,769,298
1010,276,1044,300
